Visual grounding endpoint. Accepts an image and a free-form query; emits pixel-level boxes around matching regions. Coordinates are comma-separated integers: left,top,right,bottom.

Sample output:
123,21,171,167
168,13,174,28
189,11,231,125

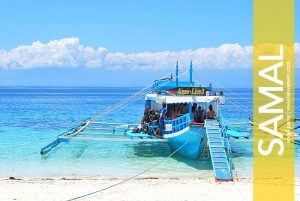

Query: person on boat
155,103,167,136
170,105,180,119
206,104,217,119
149,110,159,125
175,104,182,117
192,103,197,122
181,103,189,114
141,106,150,125
196,106,205,123
148,110,155,123
170,105,176,120
142,124,149,133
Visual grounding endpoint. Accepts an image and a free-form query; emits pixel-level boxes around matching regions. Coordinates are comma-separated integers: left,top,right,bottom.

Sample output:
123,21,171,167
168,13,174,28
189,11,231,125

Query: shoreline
1,177,299,201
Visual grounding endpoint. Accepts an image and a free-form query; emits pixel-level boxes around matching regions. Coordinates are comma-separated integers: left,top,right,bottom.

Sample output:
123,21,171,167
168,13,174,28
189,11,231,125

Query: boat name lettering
168,87,207,96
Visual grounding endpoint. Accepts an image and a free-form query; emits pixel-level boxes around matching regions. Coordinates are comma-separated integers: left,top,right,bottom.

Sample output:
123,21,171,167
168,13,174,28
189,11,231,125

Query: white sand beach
1,177,251,201
1,177,299,201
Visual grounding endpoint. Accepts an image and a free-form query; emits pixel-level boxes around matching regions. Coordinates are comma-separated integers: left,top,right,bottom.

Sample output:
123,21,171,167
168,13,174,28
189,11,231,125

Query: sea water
0,87,299,178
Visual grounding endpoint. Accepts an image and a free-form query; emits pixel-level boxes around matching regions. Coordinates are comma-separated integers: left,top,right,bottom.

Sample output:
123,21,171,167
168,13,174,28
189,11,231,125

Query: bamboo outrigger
40,120,166,155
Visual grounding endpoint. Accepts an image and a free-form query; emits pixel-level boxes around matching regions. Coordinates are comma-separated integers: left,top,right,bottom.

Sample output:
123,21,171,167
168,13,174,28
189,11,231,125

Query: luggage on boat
132,125,149,134
132,127,140,133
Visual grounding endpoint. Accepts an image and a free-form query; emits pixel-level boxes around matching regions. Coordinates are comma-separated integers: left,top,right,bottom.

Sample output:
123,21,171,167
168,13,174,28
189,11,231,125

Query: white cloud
0,38,299,70
0,38,108,69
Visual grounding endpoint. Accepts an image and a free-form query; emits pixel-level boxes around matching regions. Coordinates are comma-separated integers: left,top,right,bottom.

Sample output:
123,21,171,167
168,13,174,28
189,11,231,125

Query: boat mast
176,61,179,87
189,60,193,86
189,60,193,119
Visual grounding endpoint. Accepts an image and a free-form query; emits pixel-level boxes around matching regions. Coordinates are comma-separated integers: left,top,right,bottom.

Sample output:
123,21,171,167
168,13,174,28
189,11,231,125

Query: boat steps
205,119,232,181
208,134,221,136
214,167,230,169
210,141,223,144
210,146,224,148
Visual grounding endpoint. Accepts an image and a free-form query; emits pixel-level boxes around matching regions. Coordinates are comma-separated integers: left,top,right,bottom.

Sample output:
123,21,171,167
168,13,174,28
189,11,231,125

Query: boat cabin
145,87,225,120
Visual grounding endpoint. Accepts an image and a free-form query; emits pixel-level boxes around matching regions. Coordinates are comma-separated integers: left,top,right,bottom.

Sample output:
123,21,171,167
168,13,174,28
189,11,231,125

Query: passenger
206,104,217,119
181,103,189,114
197,106,205,123
148,110,154,120
175,104,182,117
170,105,177,120
192,103,197,113
192,103,197,122
149,110,158,125
141,106,150,125
142,124,149,133
155,103,167,136
166,104,173,118
155,111,160,122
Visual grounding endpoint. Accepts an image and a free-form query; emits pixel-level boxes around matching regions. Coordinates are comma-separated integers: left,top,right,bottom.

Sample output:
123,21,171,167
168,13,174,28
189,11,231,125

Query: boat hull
163,126,206,160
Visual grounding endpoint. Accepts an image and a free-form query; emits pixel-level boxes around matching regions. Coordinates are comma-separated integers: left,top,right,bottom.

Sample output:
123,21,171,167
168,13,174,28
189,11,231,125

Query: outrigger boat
41,62,252,181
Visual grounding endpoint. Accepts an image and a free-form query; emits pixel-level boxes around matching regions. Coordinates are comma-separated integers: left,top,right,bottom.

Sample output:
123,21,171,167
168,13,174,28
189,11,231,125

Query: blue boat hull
164,126,206,160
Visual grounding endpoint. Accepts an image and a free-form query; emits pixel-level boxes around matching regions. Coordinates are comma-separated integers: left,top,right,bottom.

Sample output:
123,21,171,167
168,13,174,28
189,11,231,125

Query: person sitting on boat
148,110,155,121
174,104,182,117
170,105,179,119
196,106,205,123
206,104,217,119
155,103,167,136
192,103,197,122
181,103,189,114
170,107,176,120
142,124,149,133
149,110,159,125
141,106,150,125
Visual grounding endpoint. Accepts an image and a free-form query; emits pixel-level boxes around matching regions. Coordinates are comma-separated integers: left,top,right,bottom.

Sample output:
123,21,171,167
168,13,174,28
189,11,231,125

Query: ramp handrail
217,108,234,173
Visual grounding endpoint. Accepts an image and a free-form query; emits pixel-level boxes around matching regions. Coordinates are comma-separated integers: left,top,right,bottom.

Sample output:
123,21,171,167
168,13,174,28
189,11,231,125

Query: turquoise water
0,87,299,178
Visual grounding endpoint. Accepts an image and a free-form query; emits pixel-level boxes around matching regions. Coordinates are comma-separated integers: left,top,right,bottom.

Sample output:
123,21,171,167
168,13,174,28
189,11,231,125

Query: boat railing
217,108,234,172
163,114,190,134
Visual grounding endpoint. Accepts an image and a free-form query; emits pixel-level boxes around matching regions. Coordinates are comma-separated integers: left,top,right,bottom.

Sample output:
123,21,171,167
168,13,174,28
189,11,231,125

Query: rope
193,71,244,98
89,70,189,121
66,136,193,201
294,125,300,130
192,71,252,116
55,71,174,138
89,72,171,121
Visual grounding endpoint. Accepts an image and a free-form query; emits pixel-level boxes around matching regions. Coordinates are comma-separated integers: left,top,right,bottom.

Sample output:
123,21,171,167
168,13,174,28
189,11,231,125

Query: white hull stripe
163,127,189,139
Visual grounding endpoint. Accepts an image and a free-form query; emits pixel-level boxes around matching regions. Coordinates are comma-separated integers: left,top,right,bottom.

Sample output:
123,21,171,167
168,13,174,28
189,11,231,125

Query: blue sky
0,0,298,87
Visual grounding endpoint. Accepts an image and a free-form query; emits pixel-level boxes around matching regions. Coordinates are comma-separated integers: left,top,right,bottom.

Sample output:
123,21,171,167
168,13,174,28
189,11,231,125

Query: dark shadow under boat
131,142,213,171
